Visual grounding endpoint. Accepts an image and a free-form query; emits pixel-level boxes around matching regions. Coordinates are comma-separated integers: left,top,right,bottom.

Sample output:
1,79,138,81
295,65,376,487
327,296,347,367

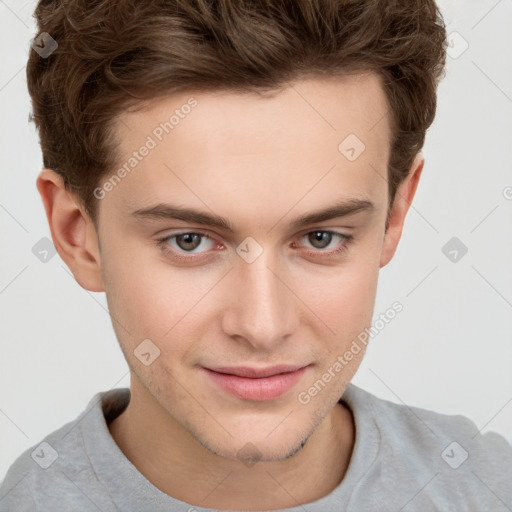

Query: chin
196,431,312,464
186,410,322,465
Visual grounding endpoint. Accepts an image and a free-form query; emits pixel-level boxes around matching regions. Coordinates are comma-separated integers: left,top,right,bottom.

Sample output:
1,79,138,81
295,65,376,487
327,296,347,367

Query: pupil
310,231,331,249
178,233,200,250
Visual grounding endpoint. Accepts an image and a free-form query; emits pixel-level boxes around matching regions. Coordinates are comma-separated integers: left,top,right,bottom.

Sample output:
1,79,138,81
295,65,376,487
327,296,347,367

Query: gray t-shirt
1,383,511,511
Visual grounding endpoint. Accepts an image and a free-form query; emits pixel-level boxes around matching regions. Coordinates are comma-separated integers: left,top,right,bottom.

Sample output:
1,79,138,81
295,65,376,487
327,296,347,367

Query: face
92,73,402,461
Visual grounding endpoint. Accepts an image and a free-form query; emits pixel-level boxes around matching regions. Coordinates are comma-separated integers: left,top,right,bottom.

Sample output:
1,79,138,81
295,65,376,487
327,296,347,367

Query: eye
172,233,212,252
293,230,354,259
157,232,218,258
303,231,337,249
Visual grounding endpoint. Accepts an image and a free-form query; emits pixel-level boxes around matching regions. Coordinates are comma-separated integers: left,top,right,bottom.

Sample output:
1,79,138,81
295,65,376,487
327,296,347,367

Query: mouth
201,364,310,401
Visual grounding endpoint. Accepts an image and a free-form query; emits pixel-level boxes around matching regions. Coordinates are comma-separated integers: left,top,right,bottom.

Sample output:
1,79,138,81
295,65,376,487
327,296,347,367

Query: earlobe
36,169,105,292
379,156,424,268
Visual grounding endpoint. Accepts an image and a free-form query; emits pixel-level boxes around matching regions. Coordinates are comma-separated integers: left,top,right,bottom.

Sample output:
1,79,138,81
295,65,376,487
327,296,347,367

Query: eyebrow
130,198,375,232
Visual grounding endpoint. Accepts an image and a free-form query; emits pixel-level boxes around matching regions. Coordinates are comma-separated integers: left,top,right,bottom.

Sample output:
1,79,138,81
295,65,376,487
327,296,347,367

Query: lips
206,364,306,378
202,364,309,401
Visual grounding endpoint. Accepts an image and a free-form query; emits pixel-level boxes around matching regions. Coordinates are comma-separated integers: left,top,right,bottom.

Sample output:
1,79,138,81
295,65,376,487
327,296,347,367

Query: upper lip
204,364,308,378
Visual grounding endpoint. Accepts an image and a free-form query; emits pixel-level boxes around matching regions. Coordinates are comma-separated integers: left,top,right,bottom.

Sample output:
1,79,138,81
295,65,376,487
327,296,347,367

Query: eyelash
156,230,354,263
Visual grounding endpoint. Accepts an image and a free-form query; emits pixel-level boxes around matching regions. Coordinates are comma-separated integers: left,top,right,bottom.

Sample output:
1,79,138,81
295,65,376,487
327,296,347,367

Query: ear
36,169,105,292
380,155,424,268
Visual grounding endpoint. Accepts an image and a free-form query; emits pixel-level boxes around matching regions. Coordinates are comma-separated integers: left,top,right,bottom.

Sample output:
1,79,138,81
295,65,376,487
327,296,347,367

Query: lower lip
202,367,308,401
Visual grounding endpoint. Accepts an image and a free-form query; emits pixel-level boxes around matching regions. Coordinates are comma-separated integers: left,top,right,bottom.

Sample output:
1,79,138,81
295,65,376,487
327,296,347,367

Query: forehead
102,73,391,227
117,71,390,152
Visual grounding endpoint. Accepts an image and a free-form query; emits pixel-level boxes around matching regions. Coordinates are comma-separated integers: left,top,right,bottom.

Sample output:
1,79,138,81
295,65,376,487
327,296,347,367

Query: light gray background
1,0,511,480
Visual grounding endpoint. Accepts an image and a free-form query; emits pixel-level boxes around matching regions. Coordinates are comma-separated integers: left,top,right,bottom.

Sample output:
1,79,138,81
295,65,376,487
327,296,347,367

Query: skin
37,72,423,510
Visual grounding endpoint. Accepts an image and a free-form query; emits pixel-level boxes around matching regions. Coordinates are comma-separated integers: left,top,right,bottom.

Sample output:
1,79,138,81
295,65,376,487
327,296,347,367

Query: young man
1,0,511,510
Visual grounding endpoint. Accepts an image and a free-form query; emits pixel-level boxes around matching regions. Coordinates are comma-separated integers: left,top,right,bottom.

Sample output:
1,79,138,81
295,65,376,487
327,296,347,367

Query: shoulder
0,415,94,511
342,384,512,509
0,389,129,512
354,384,512,461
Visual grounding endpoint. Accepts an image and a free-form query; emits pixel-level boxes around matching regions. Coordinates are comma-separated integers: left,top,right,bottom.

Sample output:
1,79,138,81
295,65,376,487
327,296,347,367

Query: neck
108,380,355,510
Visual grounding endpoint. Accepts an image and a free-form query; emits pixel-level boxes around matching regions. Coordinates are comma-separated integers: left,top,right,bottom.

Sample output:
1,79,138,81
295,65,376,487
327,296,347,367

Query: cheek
293,254,380,335
294,263,379,393
101,241,226,345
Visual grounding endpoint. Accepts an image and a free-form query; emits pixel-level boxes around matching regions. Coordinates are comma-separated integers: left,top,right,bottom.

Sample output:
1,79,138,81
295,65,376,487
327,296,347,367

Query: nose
221,249,299,352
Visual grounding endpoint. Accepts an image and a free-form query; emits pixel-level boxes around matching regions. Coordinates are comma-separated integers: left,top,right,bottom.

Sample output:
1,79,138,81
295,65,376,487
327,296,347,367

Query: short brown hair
27,0,447,225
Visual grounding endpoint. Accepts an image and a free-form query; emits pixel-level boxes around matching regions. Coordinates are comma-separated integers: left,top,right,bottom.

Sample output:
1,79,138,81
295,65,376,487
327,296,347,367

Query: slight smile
201,364,311,401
